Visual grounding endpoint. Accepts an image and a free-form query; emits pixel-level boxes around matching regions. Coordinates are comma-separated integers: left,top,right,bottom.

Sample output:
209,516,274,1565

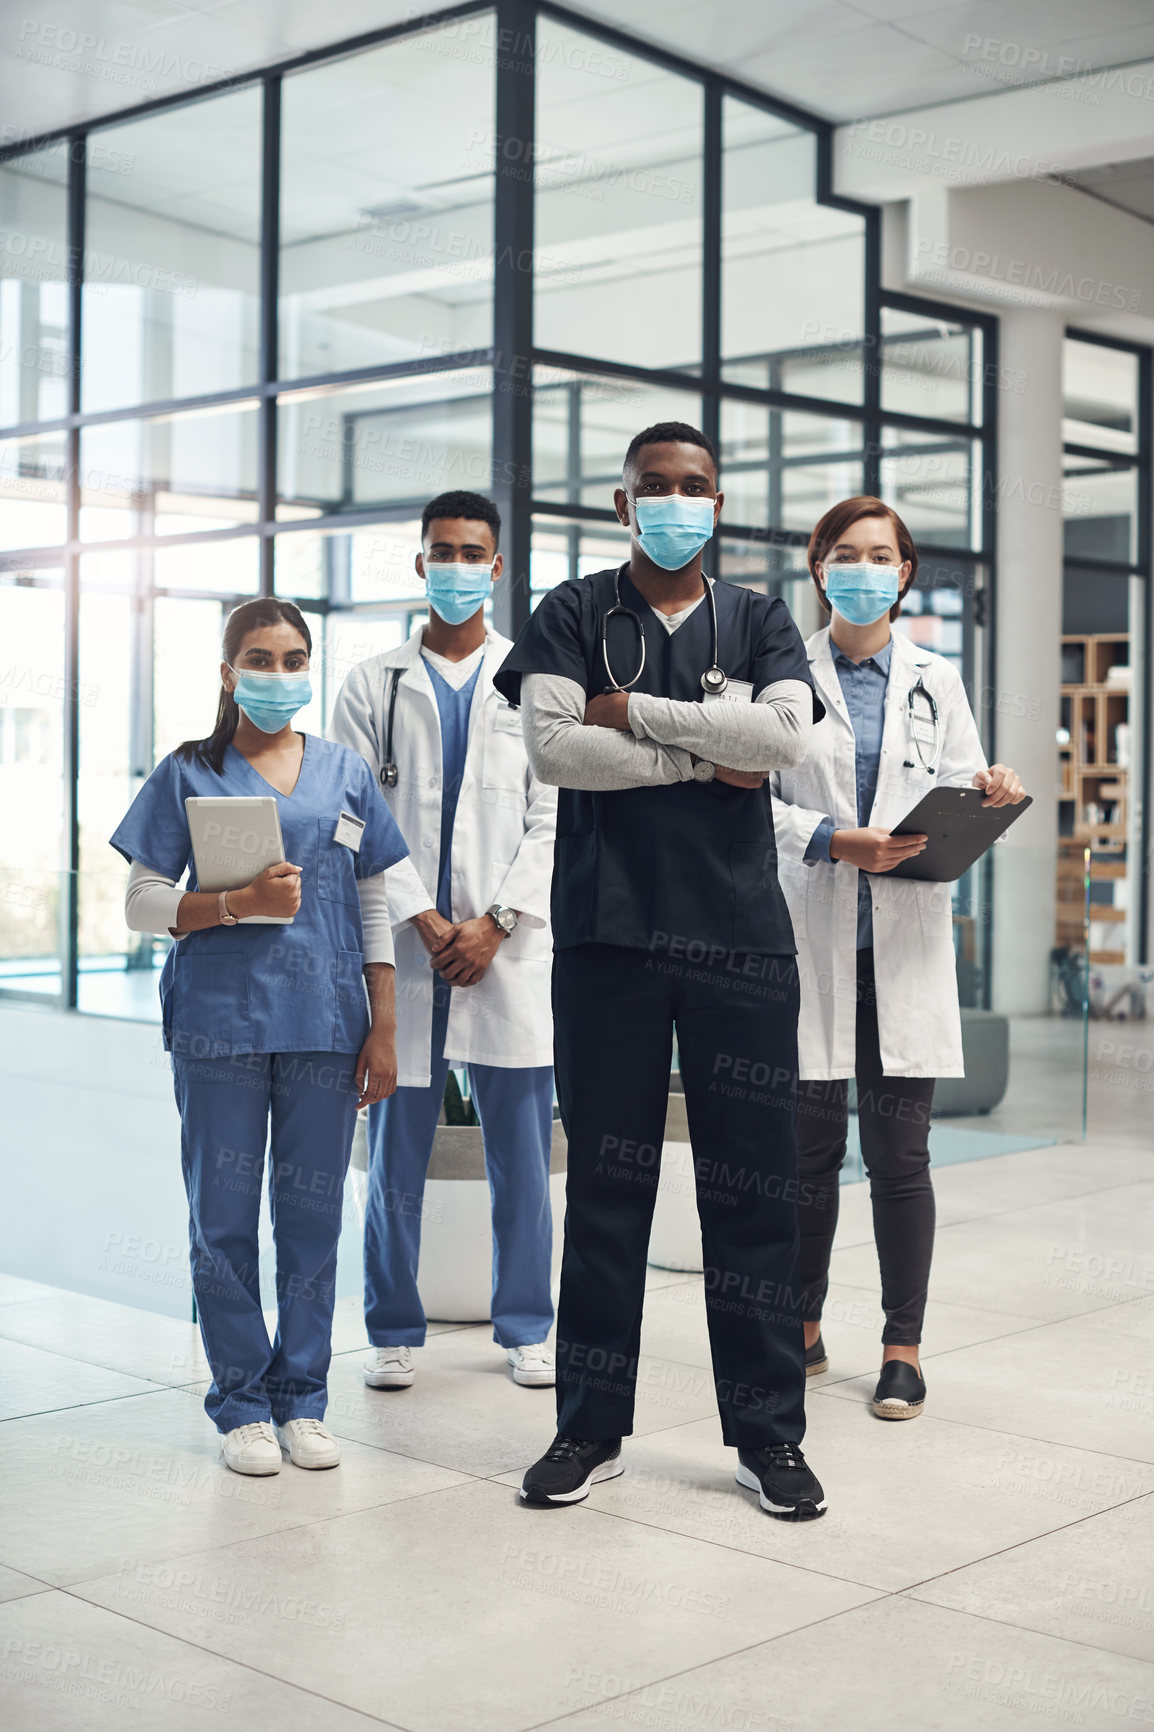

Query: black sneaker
805,1333,829,1376
735,1443,826,1521
520,1435,623,1506
872,1359,925,1420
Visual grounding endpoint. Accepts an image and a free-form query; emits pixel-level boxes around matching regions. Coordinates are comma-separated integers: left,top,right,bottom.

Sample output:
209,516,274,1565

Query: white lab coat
771,626,988,1080
329,627,557,1088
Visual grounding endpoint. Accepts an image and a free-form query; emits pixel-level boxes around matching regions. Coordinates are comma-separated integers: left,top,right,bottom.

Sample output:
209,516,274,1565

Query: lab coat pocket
914,878,954,940
482,707,529,799
316,818,359,907
172,951,252,1055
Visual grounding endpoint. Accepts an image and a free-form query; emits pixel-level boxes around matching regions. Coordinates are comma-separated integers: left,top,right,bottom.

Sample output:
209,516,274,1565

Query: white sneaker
507,1343,556,1387
363,1344,415,1389
275,1418,341,1469
220,1421,281,1476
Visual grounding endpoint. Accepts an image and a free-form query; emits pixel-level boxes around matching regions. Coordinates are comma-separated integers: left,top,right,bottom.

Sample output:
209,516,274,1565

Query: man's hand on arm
431,914,508,986
583,691,632,730
411,907,457,955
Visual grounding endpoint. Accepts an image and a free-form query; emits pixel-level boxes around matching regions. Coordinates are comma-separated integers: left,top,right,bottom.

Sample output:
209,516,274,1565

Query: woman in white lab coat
772,496,1026,1420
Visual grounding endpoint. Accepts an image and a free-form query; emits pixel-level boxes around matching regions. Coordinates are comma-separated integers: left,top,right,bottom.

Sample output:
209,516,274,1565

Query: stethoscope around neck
602,564,727,697
904,674,941,772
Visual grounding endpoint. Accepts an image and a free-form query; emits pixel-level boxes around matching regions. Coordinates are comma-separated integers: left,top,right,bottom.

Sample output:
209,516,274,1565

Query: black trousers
795,948,936,1345
551,942,806,1449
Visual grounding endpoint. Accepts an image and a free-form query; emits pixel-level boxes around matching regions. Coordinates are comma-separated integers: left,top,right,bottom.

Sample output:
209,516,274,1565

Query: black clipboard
881,786,1033,882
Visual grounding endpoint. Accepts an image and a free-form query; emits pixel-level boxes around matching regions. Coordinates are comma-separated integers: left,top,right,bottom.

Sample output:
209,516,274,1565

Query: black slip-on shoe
805,1333,829,1376
520,1434,624,1505
735,1443,827,1521
872,1359,926,1420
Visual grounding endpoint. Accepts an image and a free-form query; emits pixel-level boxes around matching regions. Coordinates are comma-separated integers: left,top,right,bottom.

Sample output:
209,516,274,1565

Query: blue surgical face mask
631,494,716,571
424,560,493,626
823,561,901,626
229,666,312,734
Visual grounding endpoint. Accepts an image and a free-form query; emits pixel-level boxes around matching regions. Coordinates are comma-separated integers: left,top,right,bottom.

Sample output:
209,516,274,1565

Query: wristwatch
690,755,716,784
486,904,518,936
218,890,238,925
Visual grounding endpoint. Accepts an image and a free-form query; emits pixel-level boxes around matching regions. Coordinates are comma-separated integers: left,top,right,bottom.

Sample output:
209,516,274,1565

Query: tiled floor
1,1138,1152,1730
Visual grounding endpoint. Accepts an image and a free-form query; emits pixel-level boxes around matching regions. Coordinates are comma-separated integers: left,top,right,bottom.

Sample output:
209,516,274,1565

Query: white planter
351,1116,566,1324
647,1088,704,1274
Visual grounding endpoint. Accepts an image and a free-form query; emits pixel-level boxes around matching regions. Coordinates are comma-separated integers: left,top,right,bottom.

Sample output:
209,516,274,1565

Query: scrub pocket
316,818,359,907
332,948,370,1052
172,951,252,1056
730,841,775,939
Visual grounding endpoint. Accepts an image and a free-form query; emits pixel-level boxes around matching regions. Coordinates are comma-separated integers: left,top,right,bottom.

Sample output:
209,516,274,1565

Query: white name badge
333,810,365,852
493,704,523,735
703,679,754,705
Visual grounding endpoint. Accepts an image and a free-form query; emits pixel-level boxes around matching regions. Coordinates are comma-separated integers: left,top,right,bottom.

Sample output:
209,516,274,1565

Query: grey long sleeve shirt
520,673,814,792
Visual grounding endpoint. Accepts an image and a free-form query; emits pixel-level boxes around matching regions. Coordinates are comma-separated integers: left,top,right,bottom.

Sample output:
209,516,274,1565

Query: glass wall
1058,332,1150,995
279,23,495,379
82,91,262,412
0,2,999,1020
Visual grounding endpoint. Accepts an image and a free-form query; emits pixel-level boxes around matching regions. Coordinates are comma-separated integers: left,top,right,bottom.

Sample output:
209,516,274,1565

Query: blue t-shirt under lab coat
109,734,408,1058
804,638,892,949
424,657,482,920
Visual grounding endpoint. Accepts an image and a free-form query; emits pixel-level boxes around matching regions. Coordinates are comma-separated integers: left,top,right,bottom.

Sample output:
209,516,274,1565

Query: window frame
0,0,1003,1011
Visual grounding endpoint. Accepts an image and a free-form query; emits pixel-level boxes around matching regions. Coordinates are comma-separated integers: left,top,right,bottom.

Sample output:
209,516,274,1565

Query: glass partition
0,579,66,999
0,145,69,427
82,89,262,412
280,21,495,380
534,16,704,371
277,367,492,518
81,404,260,540
722,98,866,402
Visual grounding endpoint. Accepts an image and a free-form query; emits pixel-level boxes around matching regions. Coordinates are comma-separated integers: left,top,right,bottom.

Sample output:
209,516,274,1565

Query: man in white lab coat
329,490,558,1390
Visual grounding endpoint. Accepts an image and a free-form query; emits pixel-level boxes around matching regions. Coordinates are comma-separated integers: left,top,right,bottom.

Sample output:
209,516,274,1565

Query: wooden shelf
1055,634,1132,962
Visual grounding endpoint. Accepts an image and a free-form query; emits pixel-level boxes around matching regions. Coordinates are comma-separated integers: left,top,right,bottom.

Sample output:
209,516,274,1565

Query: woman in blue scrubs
110,598,408,1477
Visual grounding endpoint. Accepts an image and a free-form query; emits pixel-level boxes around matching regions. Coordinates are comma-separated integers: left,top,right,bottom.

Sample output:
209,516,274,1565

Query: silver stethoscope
602,565,728,697
904,675,941,772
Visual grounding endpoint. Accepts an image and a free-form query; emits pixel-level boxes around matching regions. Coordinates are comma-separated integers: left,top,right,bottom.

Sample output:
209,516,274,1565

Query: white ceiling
1065,158,1154,226
5,0,1154,143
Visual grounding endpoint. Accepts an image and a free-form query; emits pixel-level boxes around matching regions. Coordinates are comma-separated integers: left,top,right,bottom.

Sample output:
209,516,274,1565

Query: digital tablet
882,786,1033,882
185,796,292,923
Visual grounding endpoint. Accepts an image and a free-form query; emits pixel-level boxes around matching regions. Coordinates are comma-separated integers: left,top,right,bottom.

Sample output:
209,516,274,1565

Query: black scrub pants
551,942,806,1450
795,948,936,1345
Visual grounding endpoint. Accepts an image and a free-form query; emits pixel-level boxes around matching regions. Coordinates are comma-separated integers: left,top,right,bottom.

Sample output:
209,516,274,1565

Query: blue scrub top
424,659,482,920
109,734,408,1059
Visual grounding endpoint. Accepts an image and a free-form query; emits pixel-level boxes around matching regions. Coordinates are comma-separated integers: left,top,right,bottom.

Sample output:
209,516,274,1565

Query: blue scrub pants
172,1049,359,1433
365,988,554,1349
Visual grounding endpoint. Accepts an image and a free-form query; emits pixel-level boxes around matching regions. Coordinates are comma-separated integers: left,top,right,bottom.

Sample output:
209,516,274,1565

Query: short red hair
807,496,918,622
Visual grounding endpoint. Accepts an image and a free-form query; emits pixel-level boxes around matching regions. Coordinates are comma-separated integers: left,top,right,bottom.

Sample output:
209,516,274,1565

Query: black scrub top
494,566,823,957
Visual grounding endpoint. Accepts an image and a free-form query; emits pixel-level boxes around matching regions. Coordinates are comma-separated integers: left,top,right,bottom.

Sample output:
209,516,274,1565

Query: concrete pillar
990,309,1064,1015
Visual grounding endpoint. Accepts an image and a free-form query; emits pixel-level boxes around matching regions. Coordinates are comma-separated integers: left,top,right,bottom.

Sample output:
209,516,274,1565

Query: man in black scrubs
494,422,827,1519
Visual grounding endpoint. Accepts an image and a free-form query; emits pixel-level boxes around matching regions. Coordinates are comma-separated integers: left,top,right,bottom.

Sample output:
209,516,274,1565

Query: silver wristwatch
690,755,716,784
486,904,518,935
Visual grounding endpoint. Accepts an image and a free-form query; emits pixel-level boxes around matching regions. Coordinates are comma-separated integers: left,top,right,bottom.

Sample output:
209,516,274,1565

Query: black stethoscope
904,676,941,771
602,565,728,697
